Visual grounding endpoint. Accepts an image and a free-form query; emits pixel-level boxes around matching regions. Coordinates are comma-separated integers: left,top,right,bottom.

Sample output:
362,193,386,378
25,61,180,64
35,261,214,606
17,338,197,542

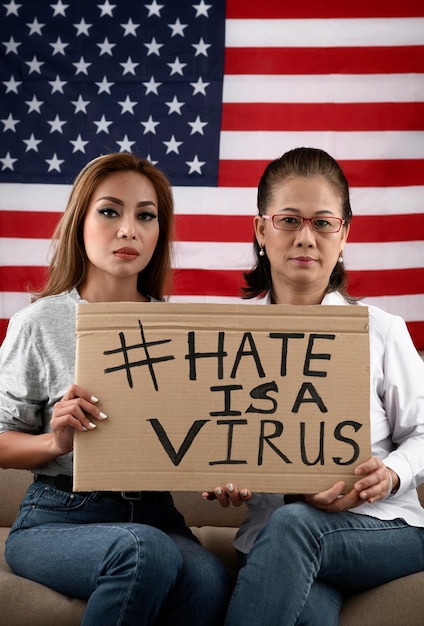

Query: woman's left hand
353,456,399,503
304,456,399,512
201,484,252,507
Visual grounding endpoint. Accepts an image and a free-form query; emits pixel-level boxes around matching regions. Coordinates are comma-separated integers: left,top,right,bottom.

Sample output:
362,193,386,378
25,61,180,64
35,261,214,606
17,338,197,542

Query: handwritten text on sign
74,302,370,493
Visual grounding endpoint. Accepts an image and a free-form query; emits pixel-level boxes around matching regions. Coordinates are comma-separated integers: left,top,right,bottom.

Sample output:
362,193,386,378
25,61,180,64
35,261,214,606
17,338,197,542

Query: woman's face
254,175,350,302
82,170,160,285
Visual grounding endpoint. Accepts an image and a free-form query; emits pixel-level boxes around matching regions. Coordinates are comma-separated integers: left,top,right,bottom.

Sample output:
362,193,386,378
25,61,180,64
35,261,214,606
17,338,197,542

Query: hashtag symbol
103,320,175,390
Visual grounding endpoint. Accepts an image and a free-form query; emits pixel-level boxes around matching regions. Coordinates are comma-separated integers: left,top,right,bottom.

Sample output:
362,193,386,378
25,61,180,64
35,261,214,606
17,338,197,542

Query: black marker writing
104,320,175,390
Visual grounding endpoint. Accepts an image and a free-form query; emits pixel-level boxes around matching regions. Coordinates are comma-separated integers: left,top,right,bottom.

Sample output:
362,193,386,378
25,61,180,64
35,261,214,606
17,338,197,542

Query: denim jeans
225,501,424,626
5,480,231,626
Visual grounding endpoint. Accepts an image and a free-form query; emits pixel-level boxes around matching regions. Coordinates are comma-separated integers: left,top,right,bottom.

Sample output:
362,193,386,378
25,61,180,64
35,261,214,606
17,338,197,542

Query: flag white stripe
0,293,32,318
169,295,248,304
361,294,424,323
2,293,423,325
1,185,423,217
349,187,424,216
0,239,53,266
171,242,254,271
226,18,424,47
173,241,424,272
0,184,71,212
3,239,421,272
220,131,424,160
223,74,424,104
344,241,424,271
170,294,424,325
174,187,424,218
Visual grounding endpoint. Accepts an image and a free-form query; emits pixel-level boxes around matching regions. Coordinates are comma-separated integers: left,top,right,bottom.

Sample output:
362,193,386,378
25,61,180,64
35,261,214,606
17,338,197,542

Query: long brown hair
242,147,355,302
33,153,174,302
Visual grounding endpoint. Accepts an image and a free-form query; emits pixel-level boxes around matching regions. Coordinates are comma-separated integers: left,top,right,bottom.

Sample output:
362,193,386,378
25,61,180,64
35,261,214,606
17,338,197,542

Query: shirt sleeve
376,314,424,493
232,493,285,554
0,313,47,434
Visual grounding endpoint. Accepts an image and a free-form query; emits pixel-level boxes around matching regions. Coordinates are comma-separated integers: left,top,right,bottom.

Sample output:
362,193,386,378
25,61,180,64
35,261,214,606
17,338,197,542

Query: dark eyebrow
96,195,157,208
279,207,337,216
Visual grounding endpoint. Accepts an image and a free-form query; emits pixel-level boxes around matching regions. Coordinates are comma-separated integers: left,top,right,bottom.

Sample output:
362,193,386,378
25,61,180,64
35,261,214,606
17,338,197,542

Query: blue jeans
225,502,424,626
5,480,231,626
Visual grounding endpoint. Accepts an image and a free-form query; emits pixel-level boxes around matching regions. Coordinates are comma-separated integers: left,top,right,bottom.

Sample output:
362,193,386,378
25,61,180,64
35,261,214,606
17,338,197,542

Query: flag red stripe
226,0,424,19
3,212,423,243
174,215,253,242
0,211,60,238
175,214,424,244
348,215,424,244
221,103,424,132
173,269,244,297
347,268,424,297
0,267,48,292
1,318,423,351
0,320,9,343
173,268,424,299
405,322,424,350
3,267,423,298
225,47,424,75
218,160,424,188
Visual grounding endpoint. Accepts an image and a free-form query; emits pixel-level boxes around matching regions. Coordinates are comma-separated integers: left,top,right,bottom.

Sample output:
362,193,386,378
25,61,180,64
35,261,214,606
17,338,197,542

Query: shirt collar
260,290,347,306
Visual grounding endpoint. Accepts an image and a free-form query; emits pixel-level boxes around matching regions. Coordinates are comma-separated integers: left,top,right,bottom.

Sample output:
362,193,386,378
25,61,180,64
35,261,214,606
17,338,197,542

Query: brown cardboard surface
73,302,370,493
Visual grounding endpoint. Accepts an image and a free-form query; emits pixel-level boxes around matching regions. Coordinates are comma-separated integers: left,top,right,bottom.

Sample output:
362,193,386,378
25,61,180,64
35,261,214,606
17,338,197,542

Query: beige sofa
1,468,424,626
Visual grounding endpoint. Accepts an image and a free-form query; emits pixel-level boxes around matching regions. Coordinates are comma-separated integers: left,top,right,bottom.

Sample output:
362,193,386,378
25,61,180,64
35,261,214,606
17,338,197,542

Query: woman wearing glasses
204,147,424,626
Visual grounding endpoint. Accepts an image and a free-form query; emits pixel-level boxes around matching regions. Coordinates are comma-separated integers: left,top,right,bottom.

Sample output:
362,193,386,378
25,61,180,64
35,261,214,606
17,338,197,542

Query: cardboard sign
73,302,370,493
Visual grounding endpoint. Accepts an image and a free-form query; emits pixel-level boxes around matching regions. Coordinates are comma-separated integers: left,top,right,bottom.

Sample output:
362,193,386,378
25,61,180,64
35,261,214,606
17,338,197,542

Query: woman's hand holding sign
203,456,399,511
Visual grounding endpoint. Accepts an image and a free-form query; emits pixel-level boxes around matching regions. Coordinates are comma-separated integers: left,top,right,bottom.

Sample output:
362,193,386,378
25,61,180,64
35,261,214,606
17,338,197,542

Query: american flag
1,0,423,350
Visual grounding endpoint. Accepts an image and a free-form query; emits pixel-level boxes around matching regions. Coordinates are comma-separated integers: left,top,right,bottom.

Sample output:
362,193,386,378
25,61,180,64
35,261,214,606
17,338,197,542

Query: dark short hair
242,147,355,301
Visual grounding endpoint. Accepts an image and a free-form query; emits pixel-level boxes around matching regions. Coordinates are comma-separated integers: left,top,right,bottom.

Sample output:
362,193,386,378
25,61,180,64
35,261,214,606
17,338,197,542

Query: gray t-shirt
0,288,85,476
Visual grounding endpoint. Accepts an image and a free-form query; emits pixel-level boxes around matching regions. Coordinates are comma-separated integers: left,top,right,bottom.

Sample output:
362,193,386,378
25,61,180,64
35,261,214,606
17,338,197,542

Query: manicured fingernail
82,426,88,431
241,489,248,497
227,483,234,492
215,488,222,495
91,395,99,403
88,422,97,429
99,412,108,419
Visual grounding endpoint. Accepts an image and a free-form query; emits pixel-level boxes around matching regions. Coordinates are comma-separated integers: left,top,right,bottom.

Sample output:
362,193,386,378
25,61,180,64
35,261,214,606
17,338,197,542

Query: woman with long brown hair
0,153,231,626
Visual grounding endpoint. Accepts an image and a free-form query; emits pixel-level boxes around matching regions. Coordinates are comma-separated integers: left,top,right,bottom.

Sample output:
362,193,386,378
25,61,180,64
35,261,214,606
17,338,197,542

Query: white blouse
233,291,424,554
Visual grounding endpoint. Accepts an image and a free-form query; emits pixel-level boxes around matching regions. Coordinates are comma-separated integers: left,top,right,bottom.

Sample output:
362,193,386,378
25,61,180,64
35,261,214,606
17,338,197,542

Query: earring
338,253,344,263
259,246,265,257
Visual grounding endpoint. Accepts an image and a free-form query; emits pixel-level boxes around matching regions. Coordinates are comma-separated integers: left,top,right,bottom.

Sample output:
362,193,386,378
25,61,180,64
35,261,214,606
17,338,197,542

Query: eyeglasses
262,214,346,233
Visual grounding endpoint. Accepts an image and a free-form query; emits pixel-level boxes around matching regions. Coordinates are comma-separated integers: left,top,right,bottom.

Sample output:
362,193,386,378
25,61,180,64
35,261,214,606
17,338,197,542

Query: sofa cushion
0,470,32,527
0,527,86,626
340,572,424,626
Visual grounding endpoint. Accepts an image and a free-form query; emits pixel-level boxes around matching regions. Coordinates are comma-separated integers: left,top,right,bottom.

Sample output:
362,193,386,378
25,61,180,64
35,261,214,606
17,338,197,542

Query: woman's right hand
50,384,107,456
